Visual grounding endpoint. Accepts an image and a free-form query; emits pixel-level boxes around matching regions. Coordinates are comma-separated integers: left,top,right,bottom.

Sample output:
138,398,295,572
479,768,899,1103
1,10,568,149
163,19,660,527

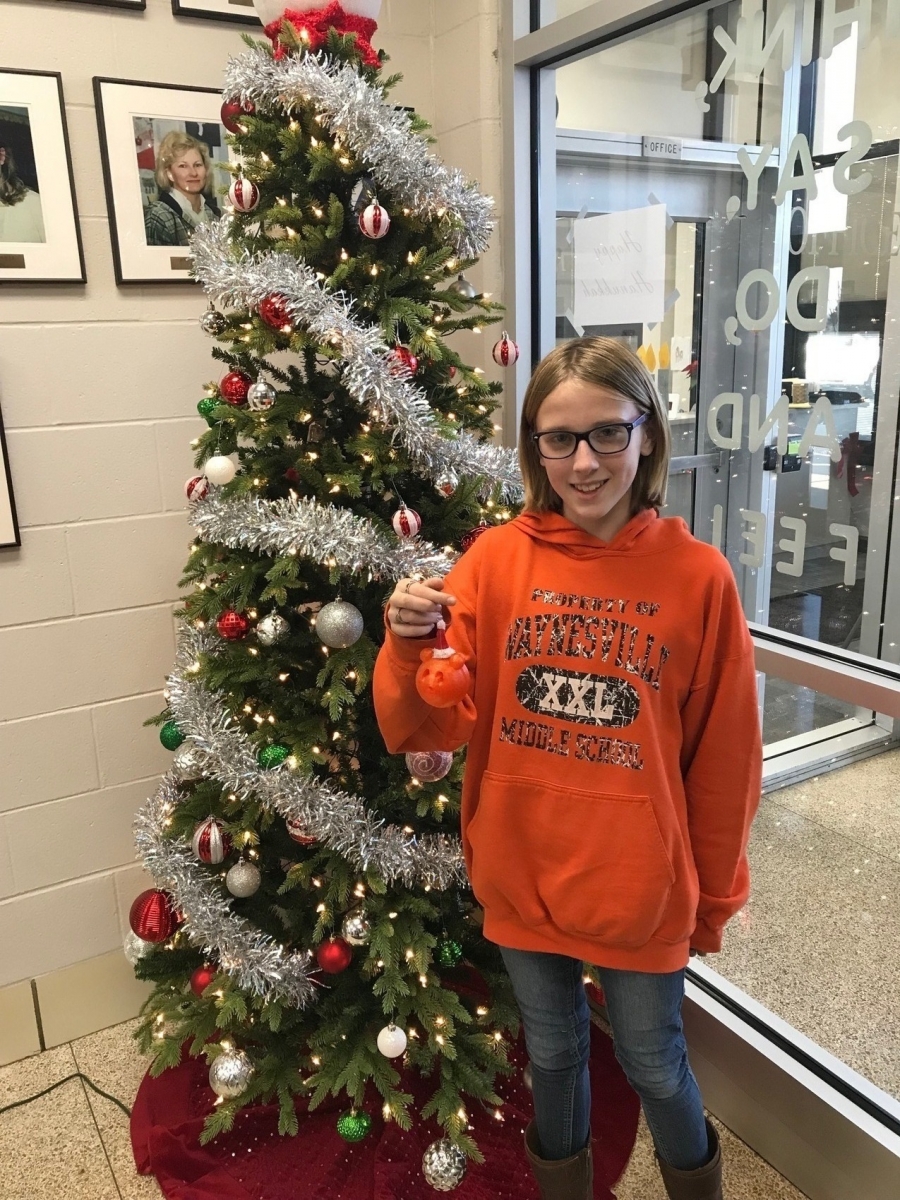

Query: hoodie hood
512,508,690,558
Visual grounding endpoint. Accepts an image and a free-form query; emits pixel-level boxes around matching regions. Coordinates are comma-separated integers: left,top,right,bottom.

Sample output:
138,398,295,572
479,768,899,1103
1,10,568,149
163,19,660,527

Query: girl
373,337,762,1200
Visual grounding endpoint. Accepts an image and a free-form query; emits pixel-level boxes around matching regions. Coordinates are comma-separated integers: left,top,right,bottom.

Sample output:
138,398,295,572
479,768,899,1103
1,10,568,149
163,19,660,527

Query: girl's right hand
387,576,456,638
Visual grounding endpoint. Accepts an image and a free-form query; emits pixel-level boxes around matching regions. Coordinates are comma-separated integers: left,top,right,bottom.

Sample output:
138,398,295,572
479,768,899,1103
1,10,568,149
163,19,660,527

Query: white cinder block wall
0,0,504,1057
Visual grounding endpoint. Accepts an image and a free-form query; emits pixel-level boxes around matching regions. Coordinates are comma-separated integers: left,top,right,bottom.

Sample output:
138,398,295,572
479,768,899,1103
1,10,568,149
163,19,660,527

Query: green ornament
437,939,463,968
160,721,185,751
197,397,219,424
258,743,290,770
336,1110,372,1143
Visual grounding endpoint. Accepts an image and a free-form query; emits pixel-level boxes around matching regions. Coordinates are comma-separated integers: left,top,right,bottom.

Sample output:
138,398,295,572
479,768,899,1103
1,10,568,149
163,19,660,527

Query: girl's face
168,151,207,194
534,376,654,542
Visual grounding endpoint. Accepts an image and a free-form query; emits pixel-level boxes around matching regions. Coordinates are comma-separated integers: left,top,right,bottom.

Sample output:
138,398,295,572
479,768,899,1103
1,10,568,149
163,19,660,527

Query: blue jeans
500,946,710,1171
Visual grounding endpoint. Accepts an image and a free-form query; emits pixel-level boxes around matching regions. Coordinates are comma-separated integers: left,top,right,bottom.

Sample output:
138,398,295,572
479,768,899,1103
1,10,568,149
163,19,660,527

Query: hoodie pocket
468,770,676,949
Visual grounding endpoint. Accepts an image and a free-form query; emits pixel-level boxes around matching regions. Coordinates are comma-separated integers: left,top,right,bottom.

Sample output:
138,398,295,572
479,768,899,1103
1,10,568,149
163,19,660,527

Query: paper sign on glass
573,203,667,327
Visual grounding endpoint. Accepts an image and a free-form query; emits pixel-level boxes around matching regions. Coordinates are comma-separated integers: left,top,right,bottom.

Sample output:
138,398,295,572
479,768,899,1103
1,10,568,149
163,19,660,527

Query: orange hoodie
373,508,762,973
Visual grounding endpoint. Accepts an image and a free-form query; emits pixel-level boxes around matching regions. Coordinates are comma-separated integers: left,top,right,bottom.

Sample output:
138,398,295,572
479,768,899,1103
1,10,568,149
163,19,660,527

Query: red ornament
259,293,292,331
359,201,390,240
220,98,255,134
228,176,260,213
415,622,470,709
129,889,179,943
284,467,301,485
389,346,418,376
316,937,353,974
217,610,250,641
286,817,317,846
448,365,457,379
185,475,210,503
492,331,520,367
460,522,490,553
391,504,422,538
190,964,218,997
220,370,252,406
191,818,232,864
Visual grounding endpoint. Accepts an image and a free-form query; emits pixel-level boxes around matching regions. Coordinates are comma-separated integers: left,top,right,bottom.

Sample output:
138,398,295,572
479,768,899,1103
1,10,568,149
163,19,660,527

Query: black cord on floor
0,1072,132,1119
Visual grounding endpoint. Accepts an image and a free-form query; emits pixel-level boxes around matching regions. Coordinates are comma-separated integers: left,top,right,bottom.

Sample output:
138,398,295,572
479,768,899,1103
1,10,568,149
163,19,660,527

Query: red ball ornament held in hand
416,621,470,709
190,964,218,997
129,889,178,943
316,937,353,974
220,370,252,406
217,610,250,641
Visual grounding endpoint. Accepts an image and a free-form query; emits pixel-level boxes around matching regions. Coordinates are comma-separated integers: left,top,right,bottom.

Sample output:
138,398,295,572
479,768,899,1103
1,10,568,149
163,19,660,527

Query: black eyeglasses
532,414,649,459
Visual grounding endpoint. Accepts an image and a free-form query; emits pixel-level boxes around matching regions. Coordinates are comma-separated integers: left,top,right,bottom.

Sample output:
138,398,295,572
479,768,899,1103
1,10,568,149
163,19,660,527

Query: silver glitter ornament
447,274,477,300
226,860,261,898
256,613,290,646
172,743,206,781
200,306,226,336
422,1139,467,1191
341,907,371,946
247,380,276,411
209,1049,254,1098
316,600,364,648
124,930,154,965
435,470,458,498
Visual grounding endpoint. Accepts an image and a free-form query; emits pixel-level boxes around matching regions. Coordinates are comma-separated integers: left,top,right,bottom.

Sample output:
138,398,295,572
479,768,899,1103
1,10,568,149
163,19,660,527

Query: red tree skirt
131,1024,639,1200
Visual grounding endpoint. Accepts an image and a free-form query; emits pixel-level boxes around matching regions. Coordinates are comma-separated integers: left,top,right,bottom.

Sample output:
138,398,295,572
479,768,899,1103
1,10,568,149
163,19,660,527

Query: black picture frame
0,399,21,550
94,76,235,285
0,68,86,284
172,0,261,24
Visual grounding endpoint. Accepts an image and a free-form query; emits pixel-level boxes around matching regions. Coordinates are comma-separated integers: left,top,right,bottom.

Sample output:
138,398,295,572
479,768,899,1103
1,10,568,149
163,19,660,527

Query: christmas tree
127,0,525,1188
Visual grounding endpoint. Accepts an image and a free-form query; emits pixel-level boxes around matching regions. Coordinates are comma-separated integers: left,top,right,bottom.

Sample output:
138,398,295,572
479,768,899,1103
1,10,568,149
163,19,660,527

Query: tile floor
0,1018,808,1199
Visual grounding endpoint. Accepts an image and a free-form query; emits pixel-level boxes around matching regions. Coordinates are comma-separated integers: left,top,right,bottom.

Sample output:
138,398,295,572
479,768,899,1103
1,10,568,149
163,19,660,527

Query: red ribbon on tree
265,4,380,68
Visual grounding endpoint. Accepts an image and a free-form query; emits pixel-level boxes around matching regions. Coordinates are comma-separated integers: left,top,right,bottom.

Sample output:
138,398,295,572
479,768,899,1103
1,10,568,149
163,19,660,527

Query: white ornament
209,1049,255,1099
392,504,422,538
229,176,260,213
173,744,206,782
256,613,290,646
359,201,390,239
405,750,453,782
422,1139,467,1191
204,456,238,486
227,860,262,898
376,1024,408,1058
124,930,154,965
185,475,210,503
316,600,364,648
247,380,276,411
492,331,520,367
253,0,382,25
192,817,230,865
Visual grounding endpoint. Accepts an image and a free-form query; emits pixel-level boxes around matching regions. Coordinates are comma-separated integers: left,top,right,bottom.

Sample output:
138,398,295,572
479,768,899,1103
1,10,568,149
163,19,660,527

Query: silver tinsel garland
191,223,523,503
191,490,456,578
223,46,493,259
135,776,319,1007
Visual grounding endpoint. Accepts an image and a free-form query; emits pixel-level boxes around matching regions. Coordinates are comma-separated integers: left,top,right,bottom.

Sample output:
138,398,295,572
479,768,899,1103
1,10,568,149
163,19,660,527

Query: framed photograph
172,0,261,24
0,70,85,283
0,399,21,549
94,78,237,284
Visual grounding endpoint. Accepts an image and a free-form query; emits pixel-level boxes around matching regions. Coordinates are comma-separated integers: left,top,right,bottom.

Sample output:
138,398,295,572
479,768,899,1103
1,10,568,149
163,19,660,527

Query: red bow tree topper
265,3,380,68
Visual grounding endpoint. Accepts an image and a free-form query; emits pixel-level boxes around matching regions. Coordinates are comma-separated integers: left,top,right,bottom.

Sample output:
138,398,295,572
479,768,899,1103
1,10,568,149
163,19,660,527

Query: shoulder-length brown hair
518,337,671,514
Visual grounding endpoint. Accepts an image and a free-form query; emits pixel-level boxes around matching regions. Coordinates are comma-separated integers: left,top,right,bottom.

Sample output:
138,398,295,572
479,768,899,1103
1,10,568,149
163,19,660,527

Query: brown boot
524,1121,594,1200
656,1119,723,1200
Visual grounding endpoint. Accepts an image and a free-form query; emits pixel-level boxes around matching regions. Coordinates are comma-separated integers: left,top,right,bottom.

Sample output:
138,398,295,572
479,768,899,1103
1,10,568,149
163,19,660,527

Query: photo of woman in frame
136,120,226,247
0,106,46,243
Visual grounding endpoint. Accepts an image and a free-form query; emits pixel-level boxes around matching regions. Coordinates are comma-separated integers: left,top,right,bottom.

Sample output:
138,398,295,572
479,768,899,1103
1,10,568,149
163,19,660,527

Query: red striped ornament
228,176,260,213
286,817,317,846
391,505,422,538
185,475,210,503
492,331,520,367
191,818,231,864
359,201,390,239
